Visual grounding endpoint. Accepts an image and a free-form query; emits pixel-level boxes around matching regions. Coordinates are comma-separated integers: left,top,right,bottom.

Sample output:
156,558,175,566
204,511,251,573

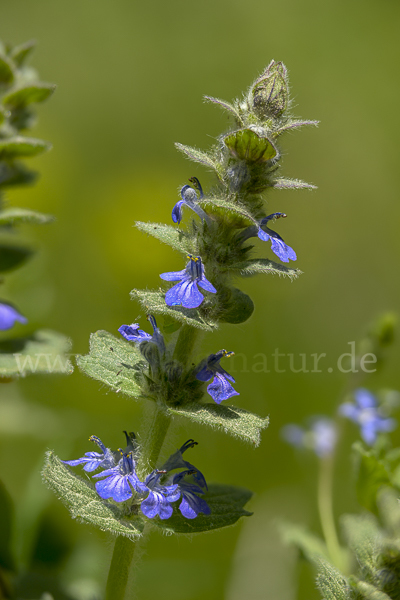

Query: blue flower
339,388,396,445
172,178,209,225
140,470,181,519
62,435,116,472
93,451,148,502
196,350,239,404
240,213,296,263
160,255,216,309
119,315,165,356
172,470,211,519
0,301,27,330
282,418,337,457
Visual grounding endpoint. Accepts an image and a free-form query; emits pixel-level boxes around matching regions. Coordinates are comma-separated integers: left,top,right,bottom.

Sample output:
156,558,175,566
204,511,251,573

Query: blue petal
141,491,173,519
281,424,305,448
172,200,185,224
195,365,214,382
95,474,133,502
160,268,187,282
354,388,376,410
197,277,217,293
118,324,152,343
339,402,360,422
165,280,204,308
207,372,239,404
257,229,271,242
270,237,297,262
0,302,27,330
179,492,211,519
361,422,378,446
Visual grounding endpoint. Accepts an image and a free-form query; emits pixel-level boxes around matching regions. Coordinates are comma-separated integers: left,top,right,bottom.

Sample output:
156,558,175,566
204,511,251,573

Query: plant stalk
317,454,345,572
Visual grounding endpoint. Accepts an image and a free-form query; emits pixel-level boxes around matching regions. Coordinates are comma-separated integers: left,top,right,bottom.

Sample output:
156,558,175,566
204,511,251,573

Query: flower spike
196,350,239,404
160,255,216,309
93,451,147,502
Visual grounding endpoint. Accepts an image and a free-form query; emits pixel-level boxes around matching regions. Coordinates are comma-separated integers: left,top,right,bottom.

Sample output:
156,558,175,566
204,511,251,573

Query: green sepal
135,221,194,254
315,557,352,600
175,142,223,179
130,289,218,331
353,442,391,513
76,330,144,399
218,287,254,324
0,207,54,225
0,329,73,378
0,136,51,159
168,402,269,446
152,483,252,534
42,452,144,539
352,579,392,600
0,243,32,272
3,83,56,108
203,95,242,122
232,257,300,280
9,40,36,67
272,177,317,190
252,72,288,119
0,54,15,85
0,479,16,571
223,129,278,163
198,197,258,227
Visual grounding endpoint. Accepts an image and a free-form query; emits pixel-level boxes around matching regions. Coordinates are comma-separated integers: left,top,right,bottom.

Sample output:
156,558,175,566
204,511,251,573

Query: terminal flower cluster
63,435,210,520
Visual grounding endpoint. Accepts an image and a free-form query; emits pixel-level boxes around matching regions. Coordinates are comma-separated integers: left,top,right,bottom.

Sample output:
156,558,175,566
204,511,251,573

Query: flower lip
160,255,216,309
195,350,239,404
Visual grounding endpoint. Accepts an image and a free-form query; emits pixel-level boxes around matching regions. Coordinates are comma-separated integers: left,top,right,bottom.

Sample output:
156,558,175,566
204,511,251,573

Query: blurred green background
1,0,400,598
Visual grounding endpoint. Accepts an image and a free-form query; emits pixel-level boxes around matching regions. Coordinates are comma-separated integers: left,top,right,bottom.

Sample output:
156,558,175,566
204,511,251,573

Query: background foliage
1,1,399,598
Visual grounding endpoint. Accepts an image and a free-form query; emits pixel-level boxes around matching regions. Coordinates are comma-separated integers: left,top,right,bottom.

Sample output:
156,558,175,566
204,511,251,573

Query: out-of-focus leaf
0,136,51,159
0,54,15,85
0,207,54,225
0,479,15,571
341,513,380,579
76,330,144,399
168,402,269,446
353,579,392,599
3,83,56,108
42,452,144,539
353,442,391,513
152,483,252,534
280,521,328,562
9,40,36,67
0,243,32,271
315,557,352,600
0,329,73,378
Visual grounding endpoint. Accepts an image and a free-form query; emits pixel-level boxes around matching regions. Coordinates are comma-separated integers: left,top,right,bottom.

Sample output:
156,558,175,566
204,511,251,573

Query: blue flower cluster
339,388,396,445
63,435,211,520
282,417,337,458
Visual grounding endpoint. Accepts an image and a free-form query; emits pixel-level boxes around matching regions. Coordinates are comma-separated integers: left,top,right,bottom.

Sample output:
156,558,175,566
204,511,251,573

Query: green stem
173,324,200,366
138,405,172,477
105,535,138,600
317,454,344,572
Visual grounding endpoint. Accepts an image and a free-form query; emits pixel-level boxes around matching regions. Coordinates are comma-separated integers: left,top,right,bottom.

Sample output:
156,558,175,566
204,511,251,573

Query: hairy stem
105,535,138,600
173,324,201,367
318,454,345,572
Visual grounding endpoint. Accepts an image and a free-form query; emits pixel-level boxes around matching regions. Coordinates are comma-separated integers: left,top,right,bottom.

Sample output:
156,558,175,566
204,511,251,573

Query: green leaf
0,329,73,379
315,557,352,600
0,243,32,272
353,442,392,513
0,161,37,188
130,289,218,332
135,221,194,254
9,40,36,67
224,129,278,163
280,521,328,562
272,178,317,190
3,83,56,108
42,451,144,539
76,330,144,399
198,197,258,226
231,257,300,280
175,142,223,178
353,579,392,600
341,514,380,578
0,106,6,127
0,54,15,85
273,120,319,136
0,207,54,225
0,480,16,571
168,402,269,446
203,95,242,122
0,137,51,159
152,483,252,534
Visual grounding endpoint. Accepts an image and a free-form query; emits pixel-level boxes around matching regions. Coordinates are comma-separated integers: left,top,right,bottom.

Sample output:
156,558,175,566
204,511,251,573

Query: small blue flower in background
62,435,116,472
160,255,216,309
140,470,181,520
0,301,27,330
239,213,296,263
172,177,209,225
119,315,165,356
339,388,396,445
93,451,148,502
196,350,239,404
282,418,337,457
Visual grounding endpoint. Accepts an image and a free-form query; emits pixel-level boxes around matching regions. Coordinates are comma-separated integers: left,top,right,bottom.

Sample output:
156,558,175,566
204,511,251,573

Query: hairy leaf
0,243,32,272
152,483,252,534
168,402,269,446
272,177,316,190
135,221,194,254
3,83,56,108
353,442,391,513
42,452,144,539
175,143,223,178
354,579,392,600
204,95,242,122
315,557,352,600
273,120,319,136
0,329,73,378
131,289,217,332
76,330,144,399
0,137,51,159
199,197,257,226
341,514,380,578
231,257,300,279
0,207,54,225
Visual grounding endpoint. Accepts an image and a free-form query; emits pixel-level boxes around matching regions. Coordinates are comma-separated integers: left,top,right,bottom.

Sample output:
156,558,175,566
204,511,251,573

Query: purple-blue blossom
62,435,115,472
119,315,165,356
240,213,296,263
339,388,396,445
140,470,181,519
0,301,27,330
281,418,337,457
172,178,208,225
93,451,148,502
172,470,211,519
196,350,239,404
160,255,216,309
